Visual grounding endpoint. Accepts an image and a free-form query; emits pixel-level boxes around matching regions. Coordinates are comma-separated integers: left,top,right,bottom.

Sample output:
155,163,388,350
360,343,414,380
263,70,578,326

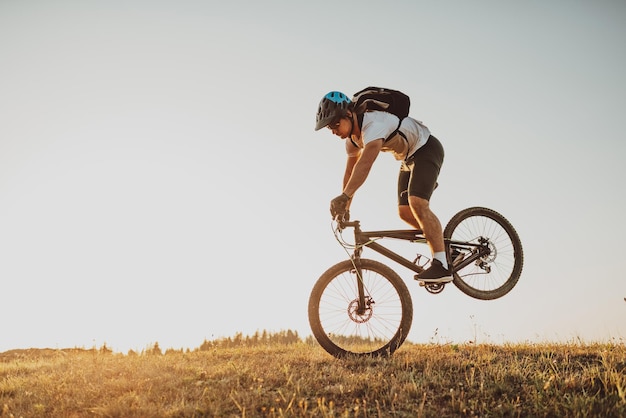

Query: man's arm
342,137,361,189
343,154,359,190
343,139,383,198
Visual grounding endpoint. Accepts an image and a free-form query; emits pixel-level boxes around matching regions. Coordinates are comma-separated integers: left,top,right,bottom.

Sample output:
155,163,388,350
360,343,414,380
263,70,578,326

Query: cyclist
315,90,451,282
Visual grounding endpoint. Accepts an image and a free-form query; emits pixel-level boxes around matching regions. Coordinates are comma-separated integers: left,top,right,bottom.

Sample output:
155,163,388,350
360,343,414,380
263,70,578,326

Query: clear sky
1,0,625,353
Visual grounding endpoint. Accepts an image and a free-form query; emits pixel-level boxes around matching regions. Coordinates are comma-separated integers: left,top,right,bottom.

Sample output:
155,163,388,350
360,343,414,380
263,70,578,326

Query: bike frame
339,220,489,313
342,220,486,273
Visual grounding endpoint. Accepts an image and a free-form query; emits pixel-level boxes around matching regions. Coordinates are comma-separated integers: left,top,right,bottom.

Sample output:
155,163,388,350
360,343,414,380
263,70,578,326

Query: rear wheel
308,259,413,358
445,207,523,300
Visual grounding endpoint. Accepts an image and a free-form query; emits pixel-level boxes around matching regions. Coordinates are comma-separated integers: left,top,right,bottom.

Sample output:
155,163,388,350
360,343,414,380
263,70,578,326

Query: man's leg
397,169,422,229
398,204,421,229
408,196,445,254
410,195,451,282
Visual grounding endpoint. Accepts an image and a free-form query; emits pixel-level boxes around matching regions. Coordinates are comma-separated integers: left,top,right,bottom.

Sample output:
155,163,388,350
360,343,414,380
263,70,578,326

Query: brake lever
334,214,346,231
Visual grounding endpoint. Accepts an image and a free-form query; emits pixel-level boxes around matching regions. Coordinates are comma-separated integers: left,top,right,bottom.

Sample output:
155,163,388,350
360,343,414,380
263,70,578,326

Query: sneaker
415,259,453,283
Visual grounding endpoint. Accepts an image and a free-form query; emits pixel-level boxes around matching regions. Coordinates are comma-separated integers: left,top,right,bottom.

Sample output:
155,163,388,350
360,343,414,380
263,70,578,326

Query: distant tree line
197,330,309,350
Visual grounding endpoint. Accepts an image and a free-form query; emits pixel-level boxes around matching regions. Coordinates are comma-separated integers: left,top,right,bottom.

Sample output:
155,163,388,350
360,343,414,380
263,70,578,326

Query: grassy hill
1,333,624,417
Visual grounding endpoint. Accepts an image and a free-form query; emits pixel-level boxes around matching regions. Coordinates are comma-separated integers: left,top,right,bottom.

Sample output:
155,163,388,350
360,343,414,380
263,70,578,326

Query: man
314,90,451,282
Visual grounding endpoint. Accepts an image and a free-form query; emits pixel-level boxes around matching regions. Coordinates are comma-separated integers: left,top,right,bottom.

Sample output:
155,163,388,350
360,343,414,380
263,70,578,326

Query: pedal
419,281,446,294
415,276,453,285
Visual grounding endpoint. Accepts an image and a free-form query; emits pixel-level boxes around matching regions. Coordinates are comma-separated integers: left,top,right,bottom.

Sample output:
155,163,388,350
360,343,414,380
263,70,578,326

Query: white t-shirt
348,111,431,160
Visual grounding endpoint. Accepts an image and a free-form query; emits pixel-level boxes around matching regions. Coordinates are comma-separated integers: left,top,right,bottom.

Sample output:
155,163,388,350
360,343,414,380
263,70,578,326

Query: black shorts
398,135,444,205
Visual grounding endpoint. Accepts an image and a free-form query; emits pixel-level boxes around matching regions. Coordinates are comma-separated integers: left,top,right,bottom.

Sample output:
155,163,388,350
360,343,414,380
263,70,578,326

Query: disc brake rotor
347,298,374,323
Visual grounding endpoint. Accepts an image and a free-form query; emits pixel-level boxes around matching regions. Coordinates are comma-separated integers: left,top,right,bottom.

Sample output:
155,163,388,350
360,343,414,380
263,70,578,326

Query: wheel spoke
309,259,412,357
446,207,524,300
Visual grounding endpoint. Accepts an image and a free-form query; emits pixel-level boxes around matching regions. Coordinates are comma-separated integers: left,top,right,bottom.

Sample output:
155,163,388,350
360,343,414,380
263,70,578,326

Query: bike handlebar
334,216,360,231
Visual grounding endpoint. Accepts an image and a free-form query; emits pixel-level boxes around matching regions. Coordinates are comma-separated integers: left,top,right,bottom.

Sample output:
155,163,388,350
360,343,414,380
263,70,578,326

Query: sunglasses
327,118,342,130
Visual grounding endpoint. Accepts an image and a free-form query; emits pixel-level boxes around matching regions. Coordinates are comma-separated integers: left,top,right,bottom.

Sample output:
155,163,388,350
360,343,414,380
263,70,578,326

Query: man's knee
408,195,430,215
398,205,414,223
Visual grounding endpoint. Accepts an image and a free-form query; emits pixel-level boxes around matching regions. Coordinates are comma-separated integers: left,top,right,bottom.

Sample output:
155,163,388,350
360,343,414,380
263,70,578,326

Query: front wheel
445,207,524,300
308,259,413,358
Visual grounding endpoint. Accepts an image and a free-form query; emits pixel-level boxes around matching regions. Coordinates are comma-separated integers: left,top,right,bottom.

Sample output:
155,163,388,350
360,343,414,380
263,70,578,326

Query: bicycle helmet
315,91,351,131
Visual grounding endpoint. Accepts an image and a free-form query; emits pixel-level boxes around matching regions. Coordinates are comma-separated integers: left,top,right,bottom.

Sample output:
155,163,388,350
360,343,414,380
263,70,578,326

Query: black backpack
351,87,411,143
351,87,411,119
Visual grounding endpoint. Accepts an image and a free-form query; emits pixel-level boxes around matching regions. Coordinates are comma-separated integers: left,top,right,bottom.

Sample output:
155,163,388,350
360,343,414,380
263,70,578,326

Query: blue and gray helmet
315,91,351,131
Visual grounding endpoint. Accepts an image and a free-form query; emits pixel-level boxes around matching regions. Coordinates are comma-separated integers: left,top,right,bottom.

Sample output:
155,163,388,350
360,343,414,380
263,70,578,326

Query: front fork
351,245,369,315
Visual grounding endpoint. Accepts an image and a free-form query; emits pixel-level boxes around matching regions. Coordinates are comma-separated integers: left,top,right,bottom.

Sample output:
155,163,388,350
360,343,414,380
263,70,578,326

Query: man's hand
330,193,351,219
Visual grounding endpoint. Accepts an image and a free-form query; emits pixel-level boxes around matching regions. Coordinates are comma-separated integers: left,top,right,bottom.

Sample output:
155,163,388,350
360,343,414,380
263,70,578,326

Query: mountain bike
308,207,524,358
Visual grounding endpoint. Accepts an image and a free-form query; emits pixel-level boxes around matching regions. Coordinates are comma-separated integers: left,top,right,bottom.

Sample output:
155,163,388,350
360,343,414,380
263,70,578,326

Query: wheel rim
450,214,519,293
317,267,405,355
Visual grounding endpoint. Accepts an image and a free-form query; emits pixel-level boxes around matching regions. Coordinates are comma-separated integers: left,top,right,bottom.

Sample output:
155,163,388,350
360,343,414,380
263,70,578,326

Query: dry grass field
1,332,624,417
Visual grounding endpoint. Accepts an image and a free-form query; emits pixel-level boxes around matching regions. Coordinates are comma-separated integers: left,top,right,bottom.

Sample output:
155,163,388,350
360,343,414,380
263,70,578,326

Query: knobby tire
308,259,413,358
445,207,524,300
